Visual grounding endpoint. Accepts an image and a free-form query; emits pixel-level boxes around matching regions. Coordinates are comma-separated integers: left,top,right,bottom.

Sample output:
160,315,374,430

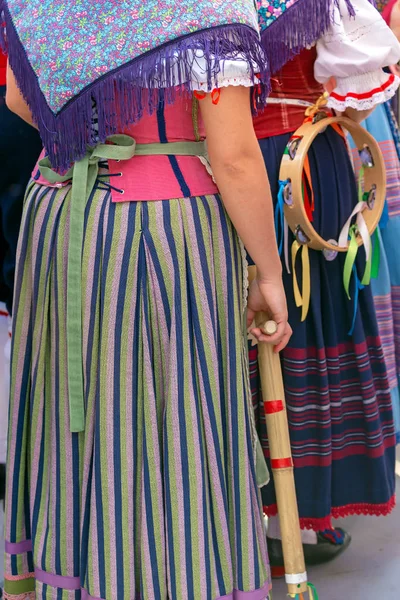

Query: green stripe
11,193,35,544
119,208,141,599
5,577,35,595
56,197,69,570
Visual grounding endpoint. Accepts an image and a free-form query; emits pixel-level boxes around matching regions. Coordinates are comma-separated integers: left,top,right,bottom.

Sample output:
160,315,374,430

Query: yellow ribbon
291,241,311,321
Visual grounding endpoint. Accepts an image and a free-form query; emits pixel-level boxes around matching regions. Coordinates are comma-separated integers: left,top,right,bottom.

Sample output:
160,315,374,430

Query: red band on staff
271,457,293,469
264,400,284,414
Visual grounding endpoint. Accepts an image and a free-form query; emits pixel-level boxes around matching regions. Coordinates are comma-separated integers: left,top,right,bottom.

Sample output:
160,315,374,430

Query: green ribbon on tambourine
342,165,381,301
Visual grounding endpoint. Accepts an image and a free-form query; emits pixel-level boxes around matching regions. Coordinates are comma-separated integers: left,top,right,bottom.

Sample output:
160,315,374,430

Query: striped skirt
4,178,270,600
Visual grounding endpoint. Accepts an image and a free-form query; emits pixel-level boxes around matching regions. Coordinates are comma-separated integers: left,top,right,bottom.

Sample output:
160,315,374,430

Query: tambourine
279,113,386,253
277,94,386,324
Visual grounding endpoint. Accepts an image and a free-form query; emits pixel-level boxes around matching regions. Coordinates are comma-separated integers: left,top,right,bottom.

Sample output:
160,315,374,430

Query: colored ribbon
339,197,372,299
348,265,364,336
342,225,359,300
302,155,314,222
39,136,207,432
292,241,311,321
371,229,381,279
288,584,318,600
284,217,291,274
307,583,319,600
379,199,389,229
275,180,289,255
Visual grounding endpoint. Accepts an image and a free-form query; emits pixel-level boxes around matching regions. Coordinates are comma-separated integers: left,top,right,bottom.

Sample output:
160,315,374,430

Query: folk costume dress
250,0,400,531
0,1,276,599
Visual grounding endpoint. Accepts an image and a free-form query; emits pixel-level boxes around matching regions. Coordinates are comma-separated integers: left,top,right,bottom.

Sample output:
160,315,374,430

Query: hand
247,277,292,353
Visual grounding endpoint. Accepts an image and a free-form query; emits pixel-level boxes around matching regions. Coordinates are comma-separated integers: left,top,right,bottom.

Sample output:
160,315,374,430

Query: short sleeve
189,50,259,91
314,0,400,111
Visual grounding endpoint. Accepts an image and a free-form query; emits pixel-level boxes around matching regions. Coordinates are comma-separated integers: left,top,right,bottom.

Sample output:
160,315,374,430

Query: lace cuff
327,70,400,112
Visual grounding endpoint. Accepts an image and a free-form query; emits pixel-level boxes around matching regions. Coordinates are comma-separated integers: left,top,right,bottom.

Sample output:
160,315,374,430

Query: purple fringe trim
260,0,357,76
0,1,270,171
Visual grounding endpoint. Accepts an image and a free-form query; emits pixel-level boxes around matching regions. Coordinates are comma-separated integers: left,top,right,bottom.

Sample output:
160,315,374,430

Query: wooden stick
260,320,278,336
256,310,308,596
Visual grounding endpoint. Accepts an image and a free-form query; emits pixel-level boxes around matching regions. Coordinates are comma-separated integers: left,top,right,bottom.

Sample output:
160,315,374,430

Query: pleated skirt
4,177,270,600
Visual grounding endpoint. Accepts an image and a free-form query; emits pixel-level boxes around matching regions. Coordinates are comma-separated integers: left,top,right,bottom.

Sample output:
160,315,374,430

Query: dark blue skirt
249,127,396,530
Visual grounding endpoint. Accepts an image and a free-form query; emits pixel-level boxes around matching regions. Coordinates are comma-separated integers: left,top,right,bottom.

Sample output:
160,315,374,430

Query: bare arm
199,87,281,282
343,106,375,123
6,63,36,127
199,87,291,350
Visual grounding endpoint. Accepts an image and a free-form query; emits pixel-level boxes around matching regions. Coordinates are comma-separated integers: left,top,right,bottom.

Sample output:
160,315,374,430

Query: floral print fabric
3,0,259,112
257,0,300,30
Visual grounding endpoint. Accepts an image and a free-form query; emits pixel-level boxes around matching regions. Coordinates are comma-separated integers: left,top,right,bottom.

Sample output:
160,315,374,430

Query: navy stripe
10,187,36,546
141,225,172,331
208,474,227,597
183,236,229,517
131,206,143,592
81,192,108,592
200,196,228,463
156,98,192,198
53,243,62,577
243,369,262,589
112,202,137,599
190,199,218,340
141,246,162,600
94,200,118,599
163,429,178,599
187,276,213,599
163,201,195,598
80,458,93,591
31,189,57,326
84,193,109,409
216,199,244,589
72,433,81,575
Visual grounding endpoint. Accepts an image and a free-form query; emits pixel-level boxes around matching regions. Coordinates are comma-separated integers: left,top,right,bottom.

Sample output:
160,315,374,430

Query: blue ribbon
275,179,289,255
379,199,389,230
348,264,364,336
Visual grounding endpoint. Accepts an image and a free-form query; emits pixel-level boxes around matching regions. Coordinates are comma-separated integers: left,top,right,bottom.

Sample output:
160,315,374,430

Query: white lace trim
192,75,257,91
327,71,400,112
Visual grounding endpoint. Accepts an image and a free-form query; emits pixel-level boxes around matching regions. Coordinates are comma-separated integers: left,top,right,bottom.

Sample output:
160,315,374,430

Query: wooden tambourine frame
280,113,386,253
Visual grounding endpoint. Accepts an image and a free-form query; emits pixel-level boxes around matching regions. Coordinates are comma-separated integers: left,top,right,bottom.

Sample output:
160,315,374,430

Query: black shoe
268,528,352,577
0,463,5,501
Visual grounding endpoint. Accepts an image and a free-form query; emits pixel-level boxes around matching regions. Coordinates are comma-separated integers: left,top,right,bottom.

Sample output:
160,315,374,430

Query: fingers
273,324,292,353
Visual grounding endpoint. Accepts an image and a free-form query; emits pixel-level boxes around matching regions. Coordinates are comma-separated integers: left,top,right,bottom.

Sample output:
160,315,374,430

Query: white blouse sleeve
189,50,259,91
314,0,400,111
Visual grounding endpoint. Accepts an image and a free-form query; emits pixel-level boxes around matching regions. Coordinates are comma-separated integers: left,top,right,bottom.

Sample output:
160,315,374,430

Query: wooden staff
256,311,309,597
249,266,310,598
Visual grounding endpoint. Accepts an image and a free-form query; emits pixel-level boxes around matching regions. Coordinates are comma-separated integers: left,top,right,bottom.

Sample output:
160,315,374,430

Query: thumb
247,307,256,329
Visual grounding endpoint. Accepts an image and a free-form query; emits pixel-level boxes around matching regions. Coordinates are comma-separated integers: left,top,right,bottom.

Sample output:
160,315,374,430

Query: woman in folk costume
1,0,294,598
248,0,400,572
